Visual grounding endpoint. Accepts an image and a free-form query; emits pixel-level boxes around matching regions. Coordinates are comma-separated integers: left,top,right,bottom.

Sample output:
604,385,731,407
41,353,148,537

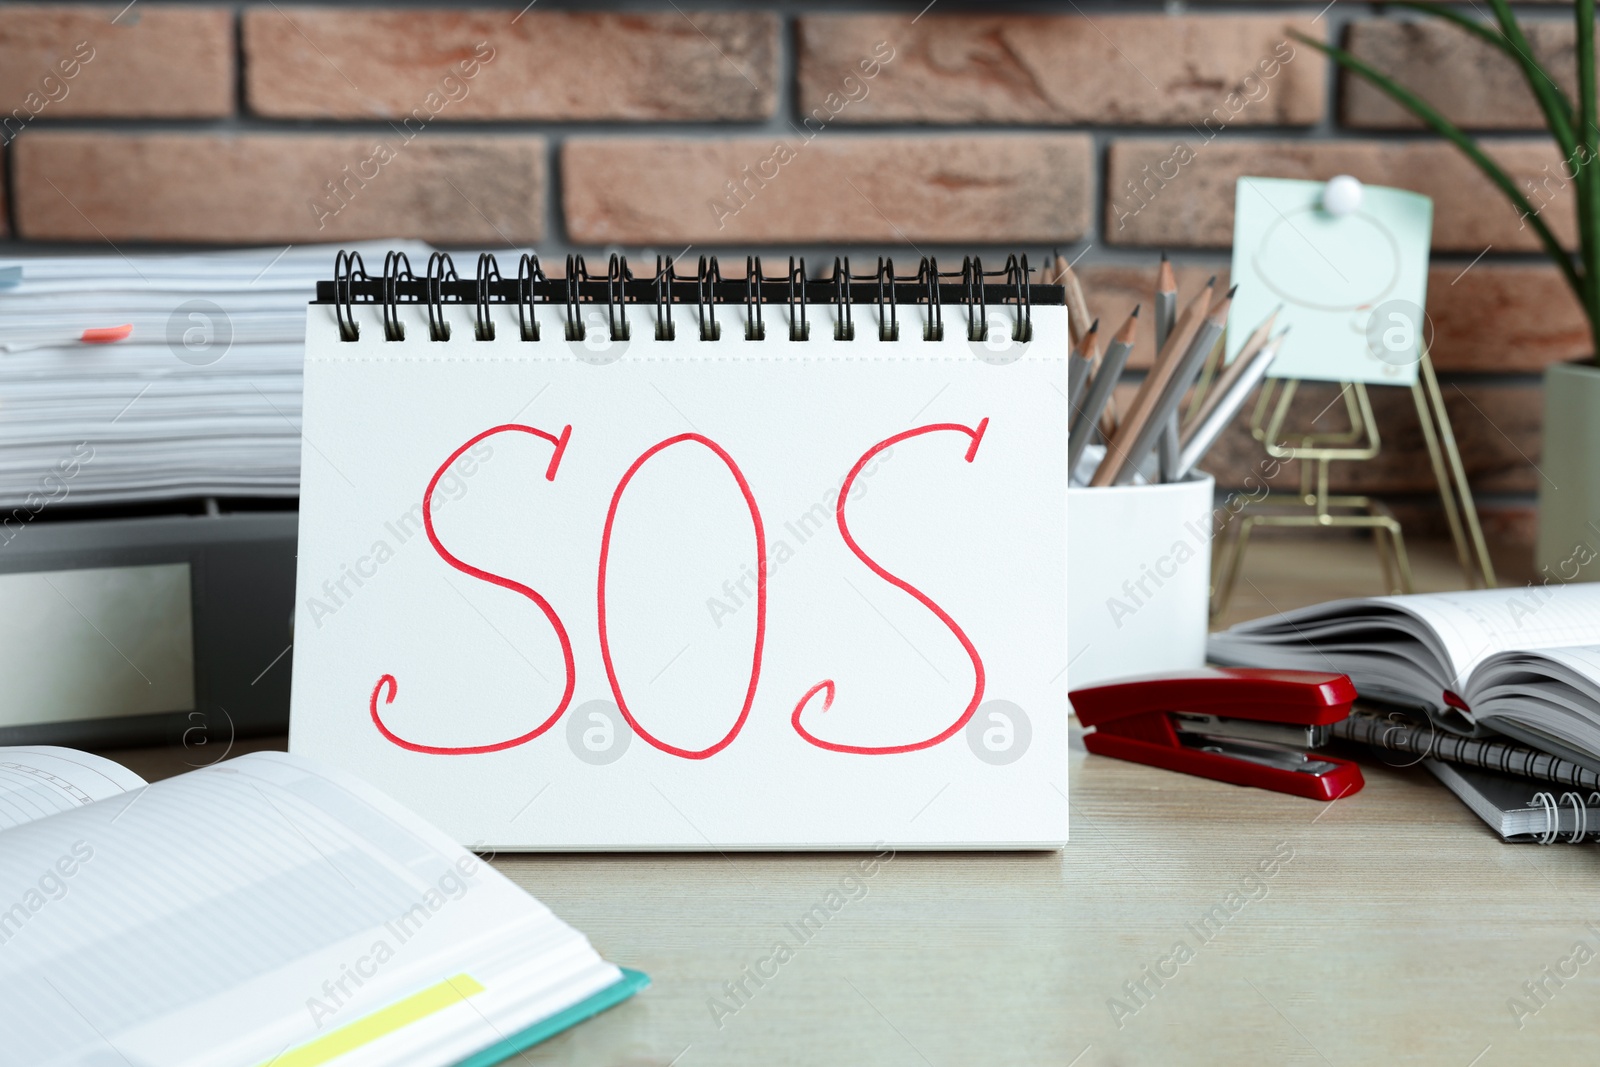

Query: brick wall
0,1,1582,552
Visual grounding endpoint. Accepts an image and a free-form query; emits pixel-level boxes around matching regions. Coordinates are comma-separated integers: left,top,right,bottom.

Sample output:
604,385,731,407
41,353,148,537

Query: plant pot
1536,360,1600,582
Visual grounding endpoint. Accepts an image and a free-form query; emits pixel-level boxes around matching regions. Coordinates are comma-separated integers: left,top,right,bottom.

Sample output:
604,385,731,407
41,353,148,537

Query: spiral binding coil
474,253,499,341
654,255,676,341
745,256,764,342
697,255,722,342
333,249,369,342
516,253,544,342
1530,789,1600,844
425,252,457,342
320,252,1062,343
381,251,413,342
607,253,632,344
562,254,587,343
877,258,898,342
787,257,808,342
921,257,943,341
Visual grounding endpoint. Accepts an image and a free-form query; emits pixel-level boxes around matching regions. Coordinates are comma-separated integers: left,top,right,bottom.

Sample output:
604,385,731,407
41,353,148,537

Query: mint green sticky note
1228,176,1433,386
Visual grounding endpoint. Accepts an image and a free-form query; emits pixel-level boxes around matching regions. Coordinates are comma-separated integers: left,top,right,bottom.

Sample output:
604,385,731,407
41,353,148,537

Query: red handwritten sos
370,418,991,758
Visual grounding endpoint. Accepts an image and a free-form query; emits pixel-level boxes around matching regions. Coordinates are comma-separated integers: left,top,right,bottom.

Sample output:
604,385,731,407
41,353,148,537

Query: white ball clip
1321,174,1364,218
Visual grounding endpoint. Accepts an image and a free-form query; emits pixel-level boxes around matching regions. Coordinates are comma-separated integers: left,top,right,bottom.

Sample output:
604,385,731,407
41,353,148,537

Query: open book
0,747,644,1067
1208,585,1600,770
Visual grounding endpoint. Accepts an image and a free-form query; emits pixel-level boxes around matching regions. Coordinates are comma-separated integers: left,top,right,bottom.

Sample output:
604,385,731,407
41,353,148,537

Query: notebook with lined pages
0,747,643,1066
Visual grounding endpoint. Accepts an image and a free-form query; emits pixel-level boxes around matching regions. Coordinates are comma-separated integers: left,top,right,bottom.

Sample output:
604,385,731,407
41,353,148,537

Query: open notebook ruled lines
1,856,417,1056
0,778,439,1060
0,750,625,1067
1413,587,1600,677
0,750,144,831
0,765,93,830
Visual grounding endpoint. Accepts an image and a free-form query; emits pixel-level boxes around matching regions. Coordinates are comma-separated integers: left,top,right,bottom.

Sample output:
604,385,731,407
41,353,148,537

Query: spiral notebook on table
289,252,1069,851
1334,707,1600,791
1425,760,1600,844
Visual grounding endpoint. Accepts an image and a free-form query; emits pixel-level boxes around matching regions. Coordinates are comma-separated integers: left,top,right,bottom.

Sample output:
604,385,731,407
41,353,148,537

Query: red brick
1427,263,1589,370
0,4,232,119
1104,137,1575,252
1077,259,1588,371
1343,18,1581,130
14,133,545,244
244,9,776,121
563,135,1091,245
798,14,1324,126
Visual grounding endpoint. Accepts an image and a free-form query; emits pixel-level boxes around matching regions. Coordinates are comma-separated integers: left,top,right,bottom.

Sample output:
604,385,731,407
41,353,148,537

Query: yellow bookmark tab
262,974,486,1067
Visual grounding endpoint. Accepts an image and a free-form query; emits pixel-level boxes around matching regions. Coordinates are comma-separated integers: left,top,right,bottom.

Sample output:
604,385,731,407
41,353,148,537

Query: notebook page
1541,645,1600,679
1379,584,1600,687
0,751,620,1067
0,746,145,831
292,294,1068,849
1464,645,1600,760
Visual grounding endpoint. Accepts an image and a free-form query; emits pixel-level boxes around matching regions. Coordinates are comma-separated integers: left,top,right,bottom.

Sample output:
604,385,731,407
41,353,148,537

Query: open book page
1466,645,1600,771
1381,585,1600,683
0,751,622,1067
1208,597,1461,711
0,746,146,832
1210,585,1600,719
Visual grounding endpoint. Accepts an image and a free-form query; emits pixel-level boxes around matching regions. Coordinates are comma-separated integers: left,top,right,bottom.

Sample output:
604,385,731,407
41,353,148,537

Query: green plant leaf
1481,0,1593,335
1578,0,1600,356
1294,30,1585,305
1478,0,1578,136
1386,2,1591,319
1384,2,1528,59
1381,2,1575,139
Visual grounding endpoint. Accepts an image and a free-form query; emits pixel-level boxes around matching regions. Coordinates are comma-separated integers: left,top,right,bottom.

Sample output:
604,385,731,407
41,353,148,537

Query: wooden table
104,539,1600,1066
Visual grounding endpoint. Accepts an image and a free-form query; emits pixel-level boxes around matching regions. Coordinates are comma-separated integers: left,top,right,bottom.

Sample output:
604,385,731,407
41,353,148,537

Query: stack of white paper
0,242,431,506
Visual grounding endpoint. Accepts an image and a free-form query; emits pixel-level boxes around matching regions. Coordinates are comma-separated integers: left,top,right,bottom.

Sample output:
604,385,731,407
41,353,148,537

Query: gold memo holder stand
1210,348,1497,619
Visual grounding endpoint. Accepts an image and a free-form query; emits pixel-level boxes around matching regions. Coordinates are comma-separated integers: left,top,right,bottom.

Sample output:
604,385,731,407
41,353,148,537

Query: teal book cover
452,969,650,1067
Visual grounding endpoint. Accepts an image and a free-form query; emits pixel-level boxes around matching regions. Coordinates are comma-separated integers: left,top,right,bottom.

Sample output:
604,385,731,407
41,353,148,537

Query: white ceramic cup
1067,473,1216,691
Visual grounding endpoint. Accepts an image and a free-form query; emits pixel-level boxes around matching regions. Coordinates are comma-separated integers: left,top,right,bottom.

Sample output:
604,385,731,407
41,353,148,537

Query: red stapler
1070,668,1364,801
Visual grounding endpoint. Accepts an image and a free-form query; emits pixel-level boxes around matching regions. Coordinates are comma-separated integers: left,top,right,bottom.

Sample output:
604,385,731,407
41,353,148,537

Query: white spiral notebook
288,253,1069,850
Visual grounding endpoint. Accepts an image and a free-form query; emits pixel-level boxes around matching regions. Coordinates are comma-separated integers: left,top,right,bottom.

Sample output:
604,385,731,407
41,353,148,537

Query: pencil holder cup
1067,474,1215,690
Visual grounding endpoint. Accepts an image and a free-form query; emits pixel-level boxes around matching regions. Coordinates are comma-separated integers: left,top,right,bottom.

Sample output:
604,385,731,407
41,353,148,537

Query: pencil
1183,307,1279,436
1090,276,1215,487
1155,252,1177,357
1174,327,1288,480
1181,278,1232,425
1161,281,1226,479
1055,252,1092,350
1068,307,1138,474
1067,318,1100,422
1097,394,1119,441
1114,285,1235,486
